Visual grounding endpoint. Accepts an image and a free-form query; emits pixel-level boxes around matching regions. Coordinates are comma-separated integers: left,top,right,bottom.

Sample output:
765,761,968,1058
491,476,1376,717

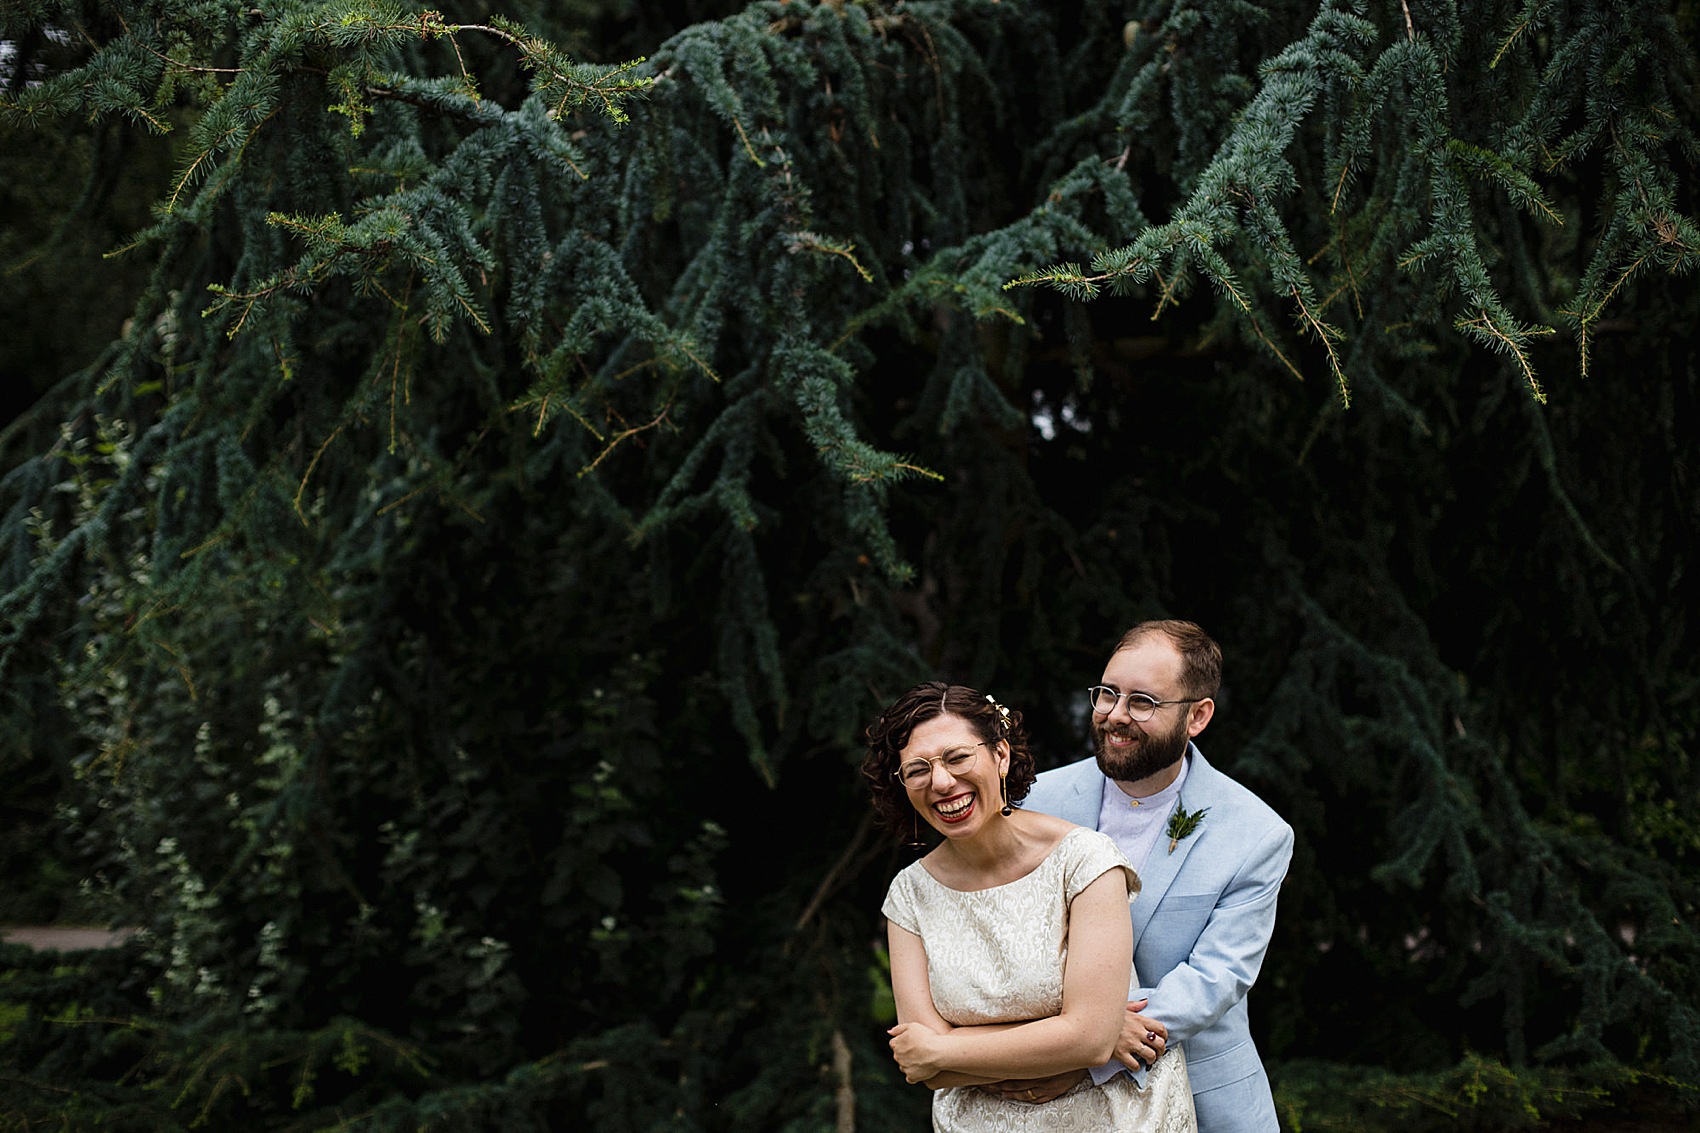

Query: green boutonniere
1165,803,1209,854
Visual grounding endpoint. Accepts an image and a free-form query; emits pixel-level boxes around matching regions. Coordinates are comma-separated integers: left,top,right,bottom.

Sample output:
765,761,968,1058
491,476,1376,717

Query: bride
863,681,1194,1132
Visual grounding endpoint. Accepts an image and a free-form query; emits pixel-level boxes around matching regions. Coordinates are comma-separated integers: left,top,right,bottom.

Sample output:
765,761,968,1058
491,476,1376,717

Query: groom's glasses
1085,686,1200,722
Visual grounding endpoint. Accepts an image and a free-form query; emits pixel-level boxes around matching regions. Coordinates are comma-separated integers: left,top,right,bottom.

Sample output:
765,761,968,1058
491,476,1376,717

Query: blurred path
1,926,135,951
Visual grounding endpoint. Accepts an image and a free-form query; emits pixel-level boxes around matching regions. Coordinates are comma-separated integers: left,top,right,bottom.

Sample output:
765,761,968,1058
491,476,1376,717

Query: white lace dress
882,827,1195,1133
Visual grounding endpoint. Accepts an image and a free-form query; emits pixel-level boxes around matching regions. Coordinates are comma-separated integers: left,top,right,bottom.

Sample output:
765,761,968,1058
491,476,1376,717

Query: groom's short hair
1116,620,1222,701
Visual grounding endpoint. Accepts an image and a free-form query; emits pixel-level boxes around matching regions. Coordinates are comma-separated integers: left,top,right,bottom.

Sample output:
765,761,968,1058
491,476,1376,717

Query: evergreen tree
1,1,1696,1129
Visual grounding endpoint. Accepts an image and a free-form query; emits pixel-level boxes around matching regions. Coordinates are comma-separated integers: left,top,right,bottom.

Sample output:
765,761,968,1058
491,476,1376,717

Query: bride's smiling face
898,713,1010,838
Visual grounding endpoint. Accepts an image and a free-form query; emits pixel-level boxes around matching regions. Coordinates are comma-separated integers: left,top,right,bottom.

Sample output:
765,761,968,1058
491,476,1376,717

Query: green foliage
2,0,1699,1130
1274,1053,1692,1133
1007,0,1700,404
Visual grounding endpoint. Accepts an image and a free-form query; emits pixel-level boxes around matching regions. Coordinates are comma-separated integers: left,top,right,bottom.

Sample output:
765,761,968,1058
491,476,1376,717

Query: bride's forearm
931,1016,1113,1080
924,1020,1013,1081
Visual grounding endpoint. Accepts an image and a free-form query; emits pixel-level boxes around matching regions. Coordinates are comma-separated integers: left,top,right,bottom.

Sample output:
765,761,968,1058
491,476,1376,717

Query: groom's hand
1114,998,1168,1071
979,1069,1087,1104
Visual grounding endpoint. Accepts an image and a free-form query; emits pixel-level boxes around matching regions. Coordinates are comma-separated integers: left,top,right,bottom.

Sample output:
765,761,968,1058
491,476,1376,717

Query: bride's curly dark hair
860,681,1037,839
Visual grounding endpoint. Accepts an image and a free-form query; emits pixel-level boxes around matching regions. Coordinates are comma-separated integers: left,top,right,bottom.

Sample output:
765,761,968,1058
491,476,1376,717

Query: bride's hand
887,1021,948,1083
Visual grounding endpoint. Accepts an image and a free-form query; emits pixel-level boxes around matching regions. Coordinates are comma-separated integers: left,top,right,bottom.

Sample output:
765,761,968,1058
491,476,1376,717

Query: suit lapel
1063,766,1107,828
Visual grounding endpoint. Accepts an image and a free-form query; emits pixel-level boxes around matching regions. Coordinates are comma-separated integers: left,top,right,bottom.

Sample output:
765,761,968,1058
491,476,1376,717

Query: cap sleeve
880,865,923,935
1061,827,1140,903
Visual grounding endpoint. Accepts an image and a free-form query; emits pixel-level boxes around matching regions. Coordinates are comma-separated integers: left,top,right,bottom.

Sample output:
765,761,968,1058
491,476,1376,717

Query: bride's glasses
894,742,986,788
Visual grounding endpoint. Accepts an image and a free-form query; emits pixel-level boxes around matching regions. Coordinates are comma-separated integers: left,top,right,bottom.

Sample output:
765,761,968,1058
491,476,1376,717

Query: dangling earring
907,808,926,849
1000,770,1012,817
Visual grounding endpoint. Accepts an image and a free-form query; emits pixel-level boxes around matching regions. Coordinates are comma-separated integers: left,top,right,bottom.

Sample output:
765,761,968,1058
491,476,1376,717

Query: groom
1004,620,1293,1133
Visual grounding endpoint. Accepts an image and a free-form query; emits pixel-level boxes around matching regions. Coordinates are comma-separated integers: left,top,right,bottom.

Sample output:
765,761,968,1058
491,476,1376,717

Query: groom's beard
1094,714,1190,783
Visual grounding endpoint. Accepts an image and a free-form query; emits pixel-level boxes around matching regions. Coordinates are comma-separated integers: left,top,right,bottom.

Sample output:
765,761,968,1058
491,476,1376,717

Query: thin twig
577,398,675,477
794,811,876,936
294,425,346,524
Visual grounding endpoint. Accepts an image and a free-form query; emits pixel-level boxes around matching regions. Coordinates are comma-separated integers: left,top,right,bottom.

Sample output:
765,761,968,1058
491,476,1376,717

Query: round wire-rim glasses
1085,686,1201,722
894,741,987,789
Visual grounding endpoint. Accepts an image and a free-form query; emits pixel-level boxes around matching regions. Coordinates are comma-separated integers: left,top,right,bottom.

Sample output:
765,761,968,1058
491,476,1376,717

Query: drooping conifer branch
1008,1,1377,404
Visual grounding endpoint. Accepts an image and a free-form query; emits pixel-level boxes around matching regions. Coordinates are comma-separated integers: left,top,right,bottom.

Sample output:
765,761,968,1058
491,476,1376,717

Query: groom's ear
1186,698,1215,737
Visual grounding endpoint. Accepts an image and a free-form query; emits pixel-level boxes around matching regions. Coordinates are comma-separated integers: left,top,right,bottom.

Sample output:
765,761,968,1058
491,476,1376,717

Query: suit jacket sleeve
1139,818,1294,1045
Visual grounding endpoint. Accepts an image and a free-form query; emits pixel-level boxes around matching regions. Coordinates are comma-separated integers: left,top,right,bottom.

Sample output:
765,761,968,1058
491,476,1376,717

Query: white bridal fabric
883,827,1196,1133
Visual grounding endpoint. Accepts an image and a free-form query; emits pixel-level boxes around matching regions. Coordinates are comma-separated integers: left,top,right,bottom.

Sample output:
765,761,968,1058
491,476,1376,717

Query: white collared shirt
1096,752,1190,874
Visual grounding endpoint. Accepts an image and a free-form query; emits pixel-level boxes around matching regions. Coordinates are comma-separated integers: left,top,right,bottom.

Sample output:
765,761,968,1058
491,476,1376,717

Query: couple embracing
862,621,1293,1133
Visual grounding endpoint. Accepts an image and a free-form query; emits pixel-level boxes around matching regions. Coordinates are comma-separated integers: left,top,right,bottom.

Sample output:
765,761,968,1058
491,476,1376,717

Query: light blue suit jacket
1021,744,1293,1133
